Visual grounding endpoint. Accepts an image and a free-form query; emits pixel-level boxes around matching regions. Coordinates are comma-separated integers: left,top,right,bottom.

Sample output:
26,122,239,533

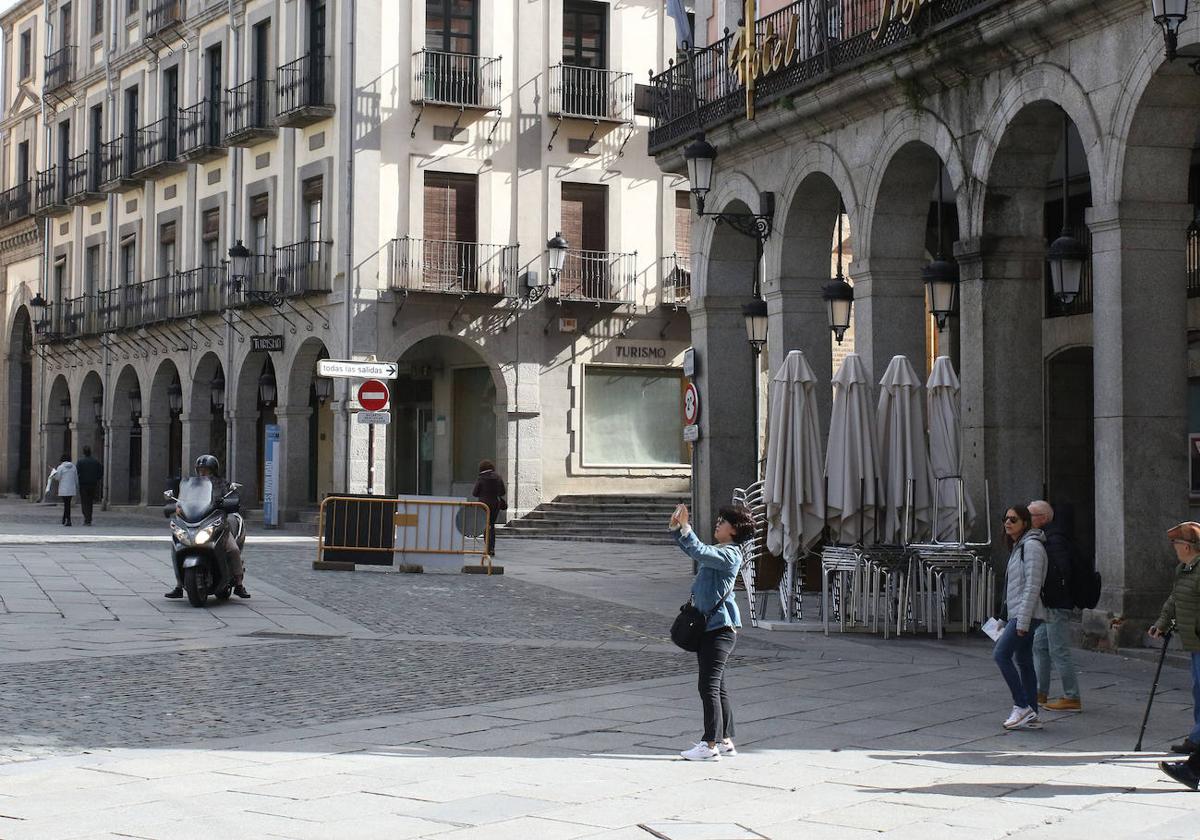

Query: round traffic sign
357,379,390,412
683,382,700,425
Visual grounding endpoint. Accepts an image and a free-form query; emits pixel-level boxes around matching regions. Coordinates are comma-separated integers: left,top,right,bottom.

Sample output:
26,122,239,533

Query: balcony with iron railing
411,50,502,111
61,295,95,340
553,248,637,304
175,265,226,317
388,237,518,297
146,0,184,37
34,166,69,215
662,253,691,308
44,45,75,94
1188,220,1199,299
65,151,104,204
275,240,333,296
133,117,185,178
100,135,140,191
178,100,226,163
225,79,277,146
277,54,335,127
0,181,33,226
123,275,174,326
549,64,633,122
96,288,123,332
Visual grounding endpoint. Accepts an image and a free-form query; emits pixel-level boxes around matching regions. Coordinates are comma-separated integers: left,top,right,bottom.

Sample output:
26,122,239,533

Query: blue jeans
1033,608,1080,700
994,618,1043,710
1190,652,1200,744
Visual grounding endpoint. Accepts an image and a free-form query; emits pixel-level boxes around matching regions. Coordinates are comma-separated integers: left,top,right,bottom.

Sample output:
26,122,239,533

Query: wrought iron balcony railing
228,254,277,306
146,0,184,36
61,295,93,339
123,275,174,326
34,166,68,214
277,53,334,126
96,288,123,332
133,117,183,176
175,265,226,317
66,151,103,202
225,79,277,145
275,240,333,296
549,64,633,122
100,135,139,190
388,237,518,297
662,253,691,307
179,100,226,162
411,50,501,111
1188,220,1199,299
554,248,637,303
0,181,33,226
44,45,75,93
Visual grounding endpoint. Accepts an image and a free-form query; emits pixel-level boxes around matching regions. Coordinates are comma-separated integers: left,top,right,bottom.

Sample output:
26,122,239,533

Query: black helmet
195,454,220,474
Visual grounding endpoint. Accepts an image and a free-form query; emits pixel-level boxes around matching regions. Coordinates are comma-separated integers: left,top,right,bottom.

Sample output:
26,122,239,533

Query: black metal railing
662,253,691,306
179,100,225,157
175,265,225,317
146,0,184,35
1188,220,1199,299
123,276,174,325
0,181,33,225
647,0,997,153
549,64,633,121
61,295,91,339
226,79,276,139
66,151,101,199
277,53,334,117
134,117,180,173
412,50,501,110
34,167,67,212
274,240,332,296
100,135,137,186
388,237,518,296
1045,225,1094,318
554,248,637,303
96,287,123,331
44,45,75,92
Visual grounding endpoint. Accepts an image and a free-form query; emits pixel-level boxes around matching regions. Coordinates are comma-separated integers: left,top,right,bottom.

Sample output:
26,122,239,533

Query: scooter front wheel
183,566,208,607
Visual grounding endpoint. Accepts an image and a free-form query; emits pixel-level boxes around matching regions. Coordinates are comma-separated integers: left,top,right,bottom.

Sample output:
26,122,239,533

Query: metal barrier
316,495,496,574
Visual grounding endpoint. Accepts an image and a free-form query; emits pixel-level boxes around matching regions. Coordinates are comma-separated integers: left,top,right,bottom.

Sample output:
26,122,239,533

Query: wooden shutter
159,221,176,244
561,183,606,252
250,193,269,218
202,208,220,241
422,172,477,243
302,176,324,202
674,190,691,256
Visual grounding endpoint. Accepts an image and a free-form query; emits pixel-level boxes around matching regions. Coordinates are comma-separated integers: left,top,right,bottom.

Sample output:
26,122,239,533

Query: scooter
163,477,246,607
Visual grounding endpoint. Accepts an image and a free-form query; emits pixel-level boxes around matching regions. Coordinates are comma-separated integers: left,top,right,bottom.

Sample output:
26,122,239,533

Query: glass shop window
583,367,686,466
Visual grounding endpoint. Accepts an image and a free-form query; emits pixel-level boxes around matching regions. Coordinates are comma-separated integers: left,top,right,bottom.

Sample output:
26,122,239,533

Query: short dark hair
1004,503,1032,547
718,505,756,544
60,452,70,462
82,446,91,457
478,459,495,472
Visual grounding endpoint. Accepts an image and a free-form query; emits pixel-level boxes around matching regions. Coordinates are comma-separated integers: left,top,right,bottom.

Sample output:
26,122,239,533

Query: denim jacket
674,526,743,632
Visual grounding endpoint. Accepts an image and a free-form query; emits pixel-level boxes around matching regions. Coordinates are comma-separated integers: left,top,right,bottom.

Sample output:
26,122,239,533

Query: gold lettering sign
873,0,935,39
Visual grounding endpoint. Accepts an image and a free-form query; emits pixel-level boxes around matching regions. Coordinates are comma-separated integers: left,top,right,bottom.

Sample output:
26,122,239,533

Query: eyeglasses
1003,516,1020,524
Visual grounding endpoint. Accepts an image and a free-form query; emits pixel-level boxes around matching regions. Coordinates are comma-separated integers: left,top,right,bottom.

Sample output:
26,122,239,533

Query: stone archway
146,359,184,501
279,337,331,512
45,374,72,477
230,351,275,508
109,365,144,504
188,352,227,472
4,306,33,496
76,371,104,471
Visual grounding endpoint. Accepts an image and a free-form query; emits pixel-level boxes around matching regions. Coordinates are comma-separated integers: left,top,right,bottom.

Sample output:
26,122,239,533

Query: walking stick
1134,620,1176,752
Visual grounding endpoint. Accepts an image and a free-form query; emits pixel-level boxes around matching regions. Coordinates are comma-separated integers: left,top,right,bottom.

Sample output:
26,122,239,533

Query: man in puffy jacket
1156,522,1200,788
1030,500,1082,711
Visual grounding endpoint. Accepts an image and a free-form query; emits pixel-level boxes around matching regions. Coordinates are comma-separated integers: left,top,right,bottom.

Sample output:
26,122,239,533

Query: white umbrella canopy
876,355,933,545
763,350,826,560
825,353,881,545
927,355,976,542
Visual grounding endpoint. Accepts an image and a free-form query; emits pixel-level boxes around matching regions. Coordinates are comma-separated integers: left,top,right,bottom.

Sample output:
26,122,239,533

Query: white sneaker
1020,714,1043,730
680,742,721,761
717,740,737,756
1003,706,1036,730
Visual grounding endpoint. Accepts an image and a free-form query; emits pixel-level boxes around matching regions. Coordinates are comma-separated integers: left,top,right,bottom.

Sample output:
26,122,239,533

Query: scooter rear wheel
183,567,208,607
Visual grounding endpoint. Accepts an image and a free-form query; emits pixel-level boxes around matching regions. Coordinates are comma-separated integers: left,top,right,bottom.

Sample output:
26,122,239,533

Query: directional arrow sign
317,359,399,380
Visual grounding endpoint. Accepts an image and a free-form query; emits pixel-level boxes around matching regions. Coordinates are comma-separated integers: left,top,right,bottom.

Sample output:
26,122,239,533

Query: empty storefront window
452,366,496,483
583,367,685,466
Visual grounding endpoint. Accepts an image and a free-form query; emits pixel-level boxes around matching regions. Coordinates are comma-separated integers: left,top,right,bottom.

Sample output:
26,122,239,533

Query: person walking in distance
994,504,1048,731
471,459,506,561
1150,521,1200,757
669,502,753,761
1029,500,1082,712
75,446,103,527
48,454,79,527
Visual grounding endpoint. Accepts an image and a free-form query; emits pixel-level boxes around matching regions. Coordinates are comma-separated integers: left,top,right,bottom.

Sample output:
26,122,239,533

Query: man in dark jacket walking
471,460,505,559
1030,500,1082,711
75,446,103,526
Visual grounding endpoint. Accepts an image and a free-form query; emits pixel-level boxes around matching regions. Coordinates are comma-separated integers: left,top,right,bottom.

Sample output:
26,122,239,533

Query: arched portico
45,374,72,478
187,352,227,472
109,365,144,504
76,371,104,470
231,351,276,510
4,307,33,496
145,359,184,501
278,337,332,515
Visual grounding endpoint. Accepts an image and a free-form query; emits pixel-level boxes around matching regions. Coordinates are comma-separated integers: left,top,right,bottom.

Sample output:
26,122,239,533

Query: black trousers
79,484,96,524
696,626,737,743
486,503,499,555
61,495,73,524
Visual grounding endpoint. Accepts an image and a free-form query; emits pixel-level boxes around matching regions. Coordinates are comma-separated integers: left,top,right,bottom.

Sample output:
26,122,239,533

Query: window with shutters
560,182,607,298
202,209,220,268
120,236,137,287
562,1,607,118
93,0,103,36
302,176,323,264
19,31,32,80
250,193,270,256
671,190,692,299
159,222,176,276
84,245,101,297
422,172,478,291
424,0,479,104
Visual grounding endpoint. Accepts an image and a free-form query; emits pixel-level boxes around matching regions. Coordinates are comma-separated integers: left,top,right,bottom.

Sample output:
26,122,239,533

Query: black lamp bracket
696,191,774,243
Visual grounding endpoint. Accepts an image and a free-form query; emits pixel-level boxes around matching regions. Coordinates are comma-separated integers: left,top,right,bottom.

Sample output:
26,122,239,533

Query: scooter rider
165,455,250,600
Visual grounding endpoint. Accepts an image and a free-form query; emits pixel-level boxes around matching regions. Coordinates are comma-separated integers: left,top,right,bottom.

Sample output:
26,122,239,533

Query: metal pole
1135,621,1175,752
366,422,374,495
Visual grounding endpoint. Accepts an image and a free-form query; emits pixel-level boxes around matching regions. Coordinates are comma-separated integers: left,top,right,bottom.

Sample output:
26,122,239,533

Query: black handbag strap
700,573,738,620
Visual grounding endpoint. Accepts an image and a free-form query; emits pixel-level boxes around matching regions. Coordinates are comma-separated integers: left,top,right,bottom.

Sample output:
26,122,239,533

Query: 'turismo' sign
251,334,284,353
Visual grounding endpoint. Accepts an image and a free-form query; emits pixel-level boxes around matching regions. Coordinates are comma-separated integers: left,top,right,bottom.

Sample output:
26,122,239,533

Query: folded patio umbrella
825,353,880,545
927,355,976,542
763,350,826,560
876,355,933,545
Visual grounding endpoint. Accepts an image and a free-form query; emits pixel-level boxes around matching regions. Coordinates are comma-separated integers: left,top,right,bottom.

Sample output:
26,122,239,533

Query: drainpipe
341,0,355,492
36,0,53,499
226,0,240,483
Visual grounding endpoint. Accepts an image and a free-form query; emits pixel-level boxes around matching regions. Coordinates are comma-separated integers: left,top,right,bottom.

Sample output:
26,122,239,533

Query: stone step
497,531,676,545
521,507,677,521
550,494,690,506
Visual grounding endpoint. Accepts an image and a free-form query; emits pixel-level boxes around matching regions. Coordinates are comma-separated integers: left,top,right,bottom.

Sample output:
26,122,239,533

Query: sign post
357,380,391,495
263,423,281,528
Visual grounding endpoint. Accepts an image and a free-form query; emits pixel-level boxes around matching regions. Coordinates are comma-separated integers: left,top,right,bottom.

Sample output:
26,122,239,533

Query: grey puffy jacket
1005,529,1048,632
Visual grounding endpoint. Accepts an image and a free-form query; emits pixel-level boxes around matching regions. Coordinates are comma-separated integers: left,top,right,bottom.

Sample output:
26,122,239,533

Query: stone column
230,411,260,507
141,417,171,504
275,406,313,520
956,236,1046,542
763,282,833,434
1087,201,1191,645
181,411,211,472
107,420,132,506
849,255,927,385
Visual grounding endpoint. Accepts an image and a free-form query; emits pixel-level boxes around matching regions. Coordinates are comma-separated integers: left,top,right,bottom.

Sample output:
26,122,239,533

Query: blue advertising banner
263,423,281,528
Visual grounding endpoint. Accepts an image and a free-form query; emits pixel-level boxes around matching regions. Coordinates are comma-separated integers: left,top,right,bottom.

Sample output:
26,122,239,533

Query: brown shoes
1037,693,1048,706
1043,697,1082,712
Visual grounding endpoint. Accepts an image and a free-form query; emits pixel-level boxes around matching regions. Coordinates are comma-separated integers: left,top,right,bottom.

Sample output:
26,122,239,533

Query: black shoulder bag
671,577,736,652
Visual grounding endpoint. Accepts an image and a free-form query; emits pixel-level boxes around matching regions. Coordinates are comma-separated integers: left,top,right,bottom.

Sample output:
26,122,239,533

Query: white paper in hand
981,617,1005,642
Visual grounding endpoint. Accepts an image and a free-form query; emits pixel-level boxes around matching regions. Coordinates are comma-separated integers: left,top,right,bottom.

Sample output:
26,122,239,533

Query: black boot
1159,761,1200,791
233,585,251,599
164,587,183,599
1170,739,1199,755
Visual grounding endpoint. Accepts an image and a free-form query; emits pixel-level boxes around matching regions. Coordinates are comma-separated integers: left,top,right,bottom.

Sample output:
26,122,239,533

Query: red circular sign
357,379,390,412
683,382,700,425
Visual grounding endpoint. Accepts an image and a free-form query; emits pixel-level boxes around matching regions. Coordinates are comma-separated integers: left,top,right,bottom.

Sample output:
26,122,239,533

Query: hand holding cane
1135,619,1175,752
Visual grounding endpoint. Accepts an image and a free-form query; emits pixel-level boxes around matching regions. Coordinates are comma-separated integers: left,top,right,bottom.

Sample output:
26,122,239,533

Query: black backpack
1070,548,1102,610
1040,543,1071,609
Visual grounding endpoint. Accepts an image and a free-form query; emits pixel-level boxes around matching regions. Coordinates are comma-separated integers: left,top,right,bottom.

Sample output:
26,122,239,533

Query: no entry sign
357,379,390,412
683,382,700,425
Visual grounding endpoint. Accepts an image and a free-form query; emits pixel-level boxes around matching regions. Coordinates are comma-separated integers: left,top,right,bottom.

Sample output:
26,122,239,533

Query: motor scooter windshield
177,477,216,522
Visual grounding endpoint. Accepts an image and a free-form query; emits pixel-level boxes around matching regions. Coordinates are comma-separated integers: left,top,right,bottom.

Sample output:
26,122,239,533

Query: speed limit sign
683,382,700,425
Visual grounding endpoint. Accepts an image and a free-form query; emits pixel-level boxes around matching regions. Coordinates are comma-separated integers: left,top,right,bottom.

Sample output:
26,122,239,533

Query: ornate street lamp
210,371,225,411
682,134,773,241
30,293,50,335
227,241,251,283
1047,109,1088,305
684,136,718,214
527,233,569,303
923,165,959,332
1151,0,1189,60
167,380,183,416
742,297,768,355
92,394,103,425
60,398,71,424
258,368,277,407
822,208,854,344
313,375,333,405
129,385,142,421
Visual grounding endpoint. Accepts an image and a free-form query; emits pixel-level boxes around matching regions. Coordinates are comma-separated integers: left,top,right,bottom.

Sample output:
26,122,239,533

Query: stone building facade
0,0,695,522
650,0,1200,642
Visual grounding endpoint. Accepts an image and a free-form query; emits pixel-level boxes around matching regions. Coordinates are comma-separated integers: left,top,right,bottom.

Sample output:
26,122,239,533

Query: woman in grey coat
994,503,1048,730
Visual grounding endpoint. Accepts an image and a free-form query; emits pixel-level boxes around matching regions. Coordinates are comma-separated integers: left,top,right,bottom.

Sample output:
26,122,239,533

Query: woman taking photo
669,502,754,761
995,503,1048,730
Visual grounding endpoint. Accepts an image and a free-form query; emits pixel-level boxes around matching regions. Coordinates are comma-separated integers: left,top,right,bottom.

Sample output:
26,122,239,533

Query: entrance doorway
1045,346,1095,558
393,376,434,495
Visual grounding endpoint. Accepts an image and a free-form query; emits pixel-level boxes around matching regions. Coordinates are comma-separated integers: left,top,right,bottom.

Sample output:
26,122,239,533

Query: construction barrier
315,495,499,574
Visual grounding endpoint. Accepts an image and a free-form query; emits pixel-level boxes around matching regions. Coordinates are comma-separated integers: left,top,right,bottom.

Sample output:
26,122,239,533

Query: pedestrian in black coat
471,460,506,558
